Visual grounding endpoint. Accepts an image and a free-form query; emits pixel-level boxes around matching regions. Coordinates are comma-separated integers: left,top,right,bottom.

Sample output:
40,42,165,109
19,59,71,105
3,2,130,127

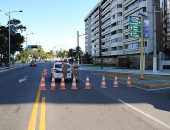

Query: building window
112,14,115,19
111,47,117,51
117,20,122,25
117,4,122,8
117,29,122,33
117,12,122,17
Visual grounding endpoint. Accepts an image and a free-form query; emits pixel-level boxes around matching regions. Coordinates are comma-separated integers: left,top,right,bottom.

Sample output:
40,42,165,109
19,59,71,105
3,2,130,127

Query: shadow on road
0,62,169,113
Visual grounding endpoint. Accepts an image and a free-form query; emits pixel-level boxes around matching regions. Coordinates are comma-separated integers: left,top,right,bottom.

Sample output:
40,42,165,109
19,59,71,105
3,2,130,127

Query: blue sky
0,0,99,52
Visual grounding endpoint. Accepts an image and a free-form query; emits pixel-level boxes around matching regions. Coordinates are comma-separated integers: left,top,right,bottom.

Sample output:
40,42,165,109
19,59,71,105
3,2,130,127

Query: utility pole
77,31,80,66
153,0,157,72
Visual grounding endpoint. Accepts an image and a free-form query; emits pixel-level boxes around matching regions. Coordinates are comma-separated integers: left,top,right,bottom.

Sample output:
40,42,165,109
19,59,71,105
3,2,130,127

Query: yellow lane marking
39,97,46,130
27,86,41,130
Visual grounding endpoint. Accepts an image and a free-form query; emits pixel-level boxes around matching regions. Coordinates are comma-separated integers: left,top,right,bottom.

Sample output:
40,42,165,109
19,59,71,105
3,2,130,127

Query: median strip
27,87,41,130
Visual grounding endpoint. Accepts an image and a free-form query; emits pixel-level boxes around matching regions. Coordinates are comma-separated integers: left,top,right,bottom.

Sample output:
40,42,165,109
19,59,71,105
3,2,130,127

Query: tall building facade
85,3,100,57
162,0,170,52
85,0,161,68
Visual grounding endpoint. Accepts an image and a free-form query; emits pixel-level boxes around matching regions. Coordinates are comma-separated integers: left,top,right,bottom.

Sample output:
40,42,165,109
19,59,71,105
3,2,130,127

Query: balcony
102,5,111,16
102,29,111,36
101,0,110,9
102,21,111,29
102,12,111,22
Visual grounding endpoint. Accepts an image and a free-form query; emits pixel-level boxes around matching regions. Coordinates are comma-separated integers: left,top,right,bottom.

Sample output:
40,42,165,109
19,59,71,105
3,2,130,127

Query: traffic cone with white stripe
50,76,56,90
101,75,107,88
113,76,119,87
84,76,91,90
40,75,46,90
71,77,78,90
60,76,66,90
127,75,132,87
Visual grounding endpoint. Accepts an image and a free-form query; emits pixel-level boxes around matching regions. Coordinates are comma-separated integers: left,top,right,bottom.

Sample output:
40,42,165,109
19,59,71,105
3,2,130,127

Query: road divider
28,68,47,130
27,84,41,130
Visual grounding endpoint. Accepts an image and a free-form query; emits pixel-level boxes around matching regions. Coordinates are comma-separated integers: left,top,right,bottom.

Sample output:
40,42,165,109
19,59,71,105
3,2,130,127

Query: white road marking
149,87,170,91
19,76,28,83
118,99,170,129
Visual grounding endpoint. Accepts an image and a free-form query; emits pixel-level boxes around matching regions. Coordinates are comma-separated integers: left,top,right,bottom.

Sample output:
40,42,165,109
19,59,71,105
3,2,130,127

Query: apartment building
85,0,161,68
101,0,124,57
84,3,100,57
162,0,170,53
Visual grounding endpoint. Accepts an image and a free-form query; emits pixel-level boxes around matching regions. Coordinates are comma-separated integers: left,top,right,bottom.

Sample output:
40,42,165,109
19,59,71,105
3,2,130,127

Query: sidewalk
79,65,170,89
79,65,170,76
0,63,28,72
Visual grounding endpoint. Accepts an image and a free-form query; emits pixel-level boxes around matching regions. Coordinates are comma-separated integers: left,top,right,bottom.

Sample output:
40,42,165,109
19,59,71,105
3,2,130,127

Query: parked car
30,60,37,66
51,62,76,81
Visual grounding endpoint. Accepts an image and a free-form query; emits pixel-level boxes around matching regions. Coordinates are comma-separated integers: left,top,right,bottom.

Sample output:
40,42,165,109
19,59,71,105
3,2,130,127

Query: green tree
62,50,68,58
37,46,45,59
0,19,26,64
83,52,92,64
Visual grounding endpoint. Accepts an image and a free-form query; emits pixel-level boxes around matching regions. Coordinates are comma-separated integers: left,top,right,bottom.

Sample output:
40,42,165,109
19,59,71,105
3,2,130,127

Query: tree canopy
0,19,26,62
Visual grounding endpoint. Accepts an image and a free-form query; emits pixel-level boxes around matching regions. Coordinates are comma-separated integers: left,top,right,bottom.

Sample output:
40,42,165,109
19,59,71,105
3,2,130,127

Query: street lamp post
26,33,34,48
5,10,23,68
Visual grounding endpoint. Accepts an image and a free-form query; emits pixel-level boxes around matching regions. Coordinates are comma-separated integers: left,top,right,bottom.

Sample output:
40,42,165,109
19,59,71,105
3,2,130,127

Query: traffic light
27,45,38,49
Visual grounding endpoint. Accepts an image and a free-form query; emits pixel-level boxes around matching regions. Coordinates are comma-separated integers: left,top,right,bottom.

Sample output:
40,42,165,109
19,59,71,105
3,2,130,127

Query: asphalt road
0,62,170,130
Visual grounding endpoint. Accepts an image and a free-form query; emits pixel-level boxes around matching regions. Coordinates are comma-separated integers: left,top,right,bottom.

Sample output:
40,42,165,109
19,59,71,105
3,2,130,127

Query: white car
51,62,73,80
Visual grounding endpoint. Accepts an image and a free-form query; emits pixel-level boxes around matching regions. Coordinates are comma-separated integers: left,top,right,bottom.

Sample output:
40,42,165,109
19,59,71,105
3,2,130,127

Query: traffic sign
130,26,141,31
130,32,141,37
129,16,142,38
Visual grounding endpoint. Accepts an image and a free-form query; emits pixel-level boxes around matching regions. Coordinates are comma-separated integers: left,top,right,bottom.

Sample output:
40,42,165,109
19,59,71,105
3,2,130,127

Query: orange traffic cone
113,76,119,87
71,77,78,90
101,75,107,88
127,75,132,87
84,76,91,90
60,76,66,90
40,76,46,90
50,76,56,90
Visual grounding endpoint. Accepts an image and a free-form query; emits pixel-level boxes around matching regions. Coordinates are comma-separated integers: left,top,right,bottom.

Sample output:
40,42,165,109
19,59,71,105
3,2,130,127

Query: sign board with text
129,16,141,38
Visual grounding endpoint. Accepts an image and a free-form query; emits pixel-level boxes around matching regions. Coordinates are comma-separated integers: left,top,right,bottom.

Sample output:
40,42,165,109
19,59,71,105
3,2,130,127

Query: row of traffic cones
100,75,132,88
40,75,91,90
40,74,132,91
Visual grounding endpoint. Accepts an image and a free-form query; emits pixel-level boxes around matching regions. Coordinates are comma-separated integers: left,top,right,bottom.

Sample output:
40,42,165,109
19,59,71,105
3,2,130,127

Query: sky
0,0,99,52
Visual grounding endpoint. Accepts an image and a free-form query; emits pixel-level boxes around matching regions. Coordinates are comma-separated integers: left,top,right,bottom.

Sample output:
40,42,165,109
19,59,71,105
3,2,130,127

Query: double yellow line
27,75,46,130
